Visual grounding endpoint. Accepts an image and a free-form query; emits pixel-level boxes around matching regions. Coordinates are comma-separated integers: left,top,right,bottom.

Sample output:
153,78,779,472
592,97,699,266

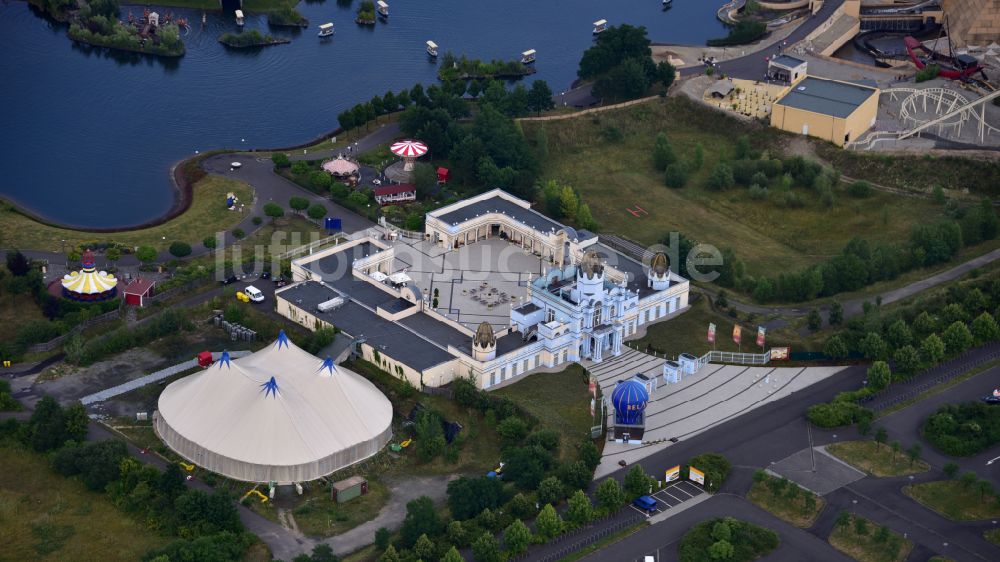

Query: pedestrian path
80,350,251,406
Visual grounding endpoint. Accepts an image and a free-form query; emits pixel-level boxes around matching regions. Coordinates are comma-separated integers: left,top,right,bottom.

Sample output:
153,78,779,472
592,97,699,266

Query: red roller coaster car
904,36,984,79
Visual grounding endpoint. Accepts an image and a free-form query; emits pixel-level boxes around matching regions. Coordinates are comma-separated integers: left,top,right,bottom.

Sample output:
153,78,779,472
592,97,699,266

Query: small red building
197,351,214,368
373,184,417,206
122,277,155,307
436,167,450,184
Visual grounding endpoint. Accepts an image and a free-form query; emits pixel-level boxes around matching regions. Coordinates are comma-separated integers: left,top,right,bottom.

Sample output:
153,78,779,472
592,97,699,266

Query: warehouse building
770,76,880,147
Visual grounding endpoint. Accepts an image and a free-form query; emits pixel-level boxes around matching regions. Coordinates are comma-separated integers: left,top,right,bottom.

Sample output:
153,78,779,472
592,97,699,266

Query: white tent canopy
154,331,393,484
371,271,388,282
388,272,412,284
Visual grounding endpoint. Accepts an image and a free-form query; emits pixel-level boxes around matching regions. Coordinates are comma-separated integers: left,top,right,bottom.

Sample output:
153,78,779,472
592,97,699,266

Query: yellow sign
689,466,705,486
665,465,680,482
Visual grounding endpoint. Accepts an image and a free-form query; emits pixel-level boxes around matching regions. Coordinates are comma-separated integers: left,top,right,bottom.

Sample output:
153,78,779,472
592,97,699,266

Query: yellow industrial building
770,76,880,147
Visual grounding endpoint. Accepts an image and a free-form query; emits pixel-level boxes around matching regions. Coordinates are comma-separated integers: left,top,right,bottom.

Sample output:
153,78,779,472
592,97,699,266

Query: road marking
987,455,1000,465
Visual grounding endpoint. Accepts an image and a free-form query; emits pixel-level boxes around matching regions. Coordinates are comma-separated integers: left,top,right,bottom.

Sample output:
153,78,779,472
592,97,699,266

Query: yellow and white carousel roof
62,249,117,295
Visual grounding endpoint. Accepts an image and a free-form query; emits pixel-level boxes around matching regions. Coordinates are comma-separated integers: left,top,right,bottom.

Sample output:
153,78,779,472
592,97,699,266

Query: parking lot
627,480,705,517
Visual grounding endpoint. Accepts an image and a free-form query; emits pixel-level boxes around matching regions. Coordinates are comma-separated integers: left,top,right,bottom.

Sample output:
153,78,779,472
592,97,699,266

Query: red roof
373,184,416,196
123,277,155,296
436,167,449,175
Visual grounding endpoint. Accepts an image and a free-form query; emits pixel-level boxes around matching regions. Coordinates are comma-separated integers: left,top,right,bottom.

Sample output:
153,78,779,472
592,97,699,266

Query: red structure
904,37,983,80
373,184,417,206
122,277,155,306
436,167,450,184
197,351,214,368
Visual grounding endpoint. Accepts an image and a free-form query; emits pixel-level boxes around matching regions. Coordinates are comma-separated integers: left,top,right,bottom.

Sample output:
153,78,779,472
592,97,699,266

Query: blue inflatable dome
611,380,648,425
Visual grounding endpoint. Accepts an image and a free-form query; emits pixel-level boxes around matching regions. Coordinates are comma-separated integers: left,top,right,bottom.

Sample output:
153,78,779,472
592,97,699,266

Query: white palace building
276,189,689,390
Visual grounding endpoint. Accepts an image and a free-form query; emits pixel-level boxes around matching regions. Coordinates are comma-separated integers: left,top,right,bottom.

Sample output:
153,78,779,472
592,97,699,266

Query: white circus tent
154,331,393,483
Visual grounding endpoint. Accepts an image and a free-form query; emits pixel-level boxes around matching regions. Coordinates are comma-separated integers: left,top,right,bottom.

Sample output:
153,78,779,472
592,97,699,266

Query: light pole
61,239,66,266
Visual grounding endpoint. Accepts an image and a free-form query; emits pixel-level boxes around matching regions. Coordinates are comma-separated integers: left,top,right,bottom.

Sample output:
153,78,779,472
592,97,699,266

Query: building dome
650,252,669,276
61,249,118,301
154,331,393,484
322,156,360,177
578,250,604,279
474,321,496,349
611,380,648,425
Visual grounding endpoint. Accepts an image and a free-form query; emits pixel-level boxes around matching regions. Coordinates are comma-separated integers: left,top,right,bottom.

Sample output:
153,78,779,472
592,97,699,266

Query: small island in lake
438,52,536,81
219,29,291,48
61,0,186,57
267,5,309,28
355,0,376,25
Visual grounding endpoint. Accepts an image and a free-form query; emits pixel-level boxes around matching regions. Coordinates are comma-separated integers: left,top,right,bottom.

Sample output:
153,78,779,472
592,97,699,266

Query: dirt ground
31,348,164,409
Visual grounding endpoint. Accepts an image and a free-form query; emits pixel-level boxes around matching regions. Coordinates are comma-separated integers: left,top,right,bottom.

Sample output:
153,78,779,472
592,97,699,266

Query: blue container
325,217,343,231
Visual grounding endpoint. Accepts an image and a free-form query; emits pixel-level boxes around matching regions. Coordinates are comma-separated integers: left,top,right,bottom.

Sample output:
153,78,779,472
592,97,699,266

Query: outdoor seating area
465,282,515,310
706,79,784,120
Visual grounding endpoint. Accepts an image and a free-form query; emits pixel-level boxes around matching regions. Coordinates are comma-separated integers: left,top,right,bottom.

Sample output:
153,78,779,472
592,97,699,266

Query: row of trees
539,180,598,231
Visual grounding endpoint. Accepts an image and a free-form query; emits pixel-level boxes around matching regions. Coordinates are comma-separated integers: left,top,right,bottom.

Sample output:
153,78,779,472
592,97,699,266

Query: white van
244,285,265,303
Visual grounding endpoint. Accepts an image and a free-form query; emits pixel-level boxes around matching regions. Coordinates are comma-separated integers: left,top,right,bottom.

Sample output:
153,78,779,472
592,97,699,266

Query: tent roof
156,333,393,481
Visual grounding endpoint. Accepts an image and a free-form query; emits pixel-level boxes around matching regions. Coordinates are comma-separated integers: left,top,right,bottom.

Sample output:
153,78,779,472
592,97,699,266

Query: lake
0,0,726,229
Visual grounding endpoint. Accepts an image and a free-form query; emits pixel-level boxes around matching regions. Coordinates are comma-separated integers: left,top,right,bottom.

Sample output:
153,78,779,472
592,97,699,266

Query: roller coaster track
850,86,1000,149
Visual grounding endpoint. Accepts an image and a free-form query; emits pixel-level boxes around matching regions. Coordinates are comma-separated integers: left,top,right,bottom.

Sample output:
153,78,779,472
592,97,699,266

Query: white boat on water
592,19,607,35
521,49,536,64
318,22,334,37
235,9,244,26
377,0,389,18
426,40,438,57
663,0,672,5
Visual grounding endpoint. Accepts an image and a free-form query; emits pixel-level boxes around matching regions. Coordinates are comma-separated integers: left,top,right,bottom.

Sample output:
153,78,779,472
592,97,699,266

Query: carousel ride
61,249,118,302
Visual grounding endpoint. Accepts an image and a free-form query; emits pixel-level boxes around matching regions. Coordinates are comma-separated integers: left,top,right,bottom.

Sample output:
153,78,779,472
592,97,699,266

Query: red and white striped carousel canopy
390,139,428,158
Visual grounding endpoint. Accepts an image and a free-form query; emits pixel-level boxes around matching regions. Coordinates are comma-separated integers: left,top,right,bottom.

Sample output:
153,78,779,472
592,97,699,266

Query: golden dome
579,251,604,279
650,252,669,276
473,321,496,349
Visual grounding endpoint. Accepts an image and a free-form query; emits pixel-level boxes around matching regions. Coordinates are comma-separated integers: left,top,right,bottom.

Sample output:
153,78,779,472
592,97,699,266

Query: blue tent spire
260,376,279,398
276,330,290,349
217,350,232,369
319,356,338,376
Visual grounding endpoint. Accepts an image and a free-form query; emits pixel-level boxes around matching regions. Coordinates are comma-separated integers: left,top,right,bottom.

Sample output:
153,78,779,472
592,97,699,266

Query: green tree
63,402,89,443
977,479,994,500
5,250,30,276
890,440,901,460
707,163,734,190
307,203,328,220
168,241,192,258
566,490,593,525
652,132,676,170
972,312,1000,343
441,546,464,562
399,496,444,548
893,345,921,377
537,476,565,506
835,511,850,530
414,534,436,561
664,163,688,189
503,519,531,555
595,478,626,512
874,427,888,450
374,527,391,550
920,333,946,364
576,203,598,231
823,335,849,360
382,91,398,113
943,462,959,479
867,361,891,391
692,142,704,171
854,516,869,536
906,443,922,466
559,185,579,219
712,520,732,541
829,301,844,325
942,321,973,355
807,308,822,332
264,202,284,223
873,525,891,544
960,471,978,489
624,464,652,499
135,245,157,264
527,79,555,114
377,545,400,562
535,503,563,540
272,153,291,168
912,311,937,337
593,57,651,101
105,247,121,266
289,196,310,214
885,320,913,349
471,532,501,562
860,332,889,361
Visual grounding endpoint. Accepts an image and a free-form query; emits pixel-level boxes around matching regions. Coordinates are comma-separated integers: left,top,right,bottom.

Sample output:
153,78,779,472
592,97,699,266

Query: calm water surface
0,0,725,228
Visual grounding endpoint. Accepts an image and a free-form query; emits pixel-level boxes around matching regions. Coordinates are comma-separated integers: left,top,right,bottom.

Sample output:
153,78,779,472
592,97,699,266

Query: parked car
982,392,1000,405
260,270,271,280
274,276,288,288
220,275,238,285
633,495,657,512
244,285,265,303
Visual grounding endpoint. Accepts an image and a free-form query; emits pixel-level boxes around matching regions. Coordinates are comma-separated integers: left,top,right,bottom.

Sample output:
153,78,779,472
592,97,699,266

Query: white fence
702,349,771,365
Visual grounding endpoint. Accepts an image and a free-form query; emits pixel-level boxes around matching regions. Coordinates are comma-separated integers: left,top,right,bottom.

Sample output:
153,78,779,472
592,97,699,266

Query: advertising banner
689,466,705,486
769,347,791,360
732,325,741,345
756,326,766,347
666,465,681,482
707,323,716,344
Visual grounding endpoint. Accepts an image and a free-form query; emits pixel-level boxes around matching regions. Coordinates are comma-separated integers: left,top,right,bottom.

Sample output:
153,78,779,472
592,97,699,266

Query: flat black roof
769,55,806,69
278,281,454,371
435,195,564,235
776,76,877,119
514,302,541,314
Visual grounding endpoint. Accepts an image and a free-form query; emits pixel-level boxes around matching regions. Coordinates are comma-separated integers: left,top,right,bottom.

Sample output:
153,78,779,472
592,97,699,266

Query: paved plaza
768,446,866,496
390,237,546,332
591,348,846,478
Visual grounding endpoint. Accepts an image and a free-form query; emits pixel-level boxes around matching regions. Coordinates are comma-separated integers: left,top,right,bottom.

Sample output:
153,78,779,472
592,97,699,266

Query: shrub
251,216,263,226
808,400,873,428
686,452,731,493
232,228,245,239
307,203,327,220
678,517,779,562
168,241,192,258
203,236,217,249
849,180,873,198
665,163,688,188
707,163,735,190
272,153,290,168
924,402,1000,456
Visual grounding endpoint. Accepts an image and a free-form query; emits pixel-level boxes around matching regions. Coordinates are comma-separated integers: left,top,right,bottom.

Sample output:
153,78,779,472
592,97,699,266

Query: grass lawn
630,295,816,357
984,528,1000,546
494,363,597,461
746,481,825,528
524,96,972,278
290,479,390,537
829,514,912,562
0,441,169,561
904,480,1000,521
825,441,930,477
0,175,253,253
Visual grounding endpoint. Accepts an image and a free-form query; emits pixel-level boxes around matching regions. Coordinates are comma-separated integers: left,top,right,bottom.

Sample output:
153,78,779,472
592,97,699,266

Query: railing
520,513,645,562
276,233,345,260
26,307,121,353
702,349,771,365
